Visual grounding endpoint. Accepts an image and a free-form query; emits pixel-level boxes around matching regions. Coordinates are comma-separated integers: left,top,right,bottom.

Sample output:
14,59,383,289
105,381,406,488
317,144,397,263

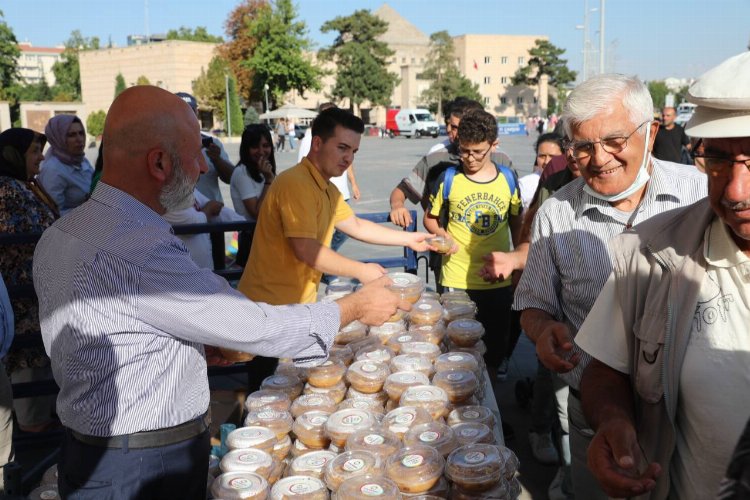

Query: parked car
294,124,308,140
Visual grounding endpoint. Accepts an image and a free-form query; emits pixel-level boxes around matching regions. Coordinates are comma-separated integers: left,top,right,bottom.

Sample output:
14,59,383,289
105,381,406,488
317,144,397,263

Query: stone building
16,42,64,86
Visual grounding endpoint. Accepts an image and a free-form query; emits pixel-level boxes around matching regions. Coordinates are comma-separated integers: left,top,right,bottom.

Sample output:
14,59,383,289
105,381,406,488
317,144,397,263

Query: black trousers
464,286,514,368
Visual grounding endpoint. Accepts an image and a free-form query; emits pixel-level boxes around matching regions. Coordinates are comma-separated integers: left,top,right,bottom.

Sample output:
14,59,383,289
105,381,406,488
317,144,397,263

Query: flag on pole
473,59,478,70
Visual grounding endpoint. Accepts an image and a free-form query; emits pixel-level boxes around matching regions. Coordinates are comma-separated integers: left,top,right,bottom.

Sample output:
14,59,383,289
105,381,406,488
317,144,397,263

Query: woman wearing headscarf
0,128,59,433
38,115,94,215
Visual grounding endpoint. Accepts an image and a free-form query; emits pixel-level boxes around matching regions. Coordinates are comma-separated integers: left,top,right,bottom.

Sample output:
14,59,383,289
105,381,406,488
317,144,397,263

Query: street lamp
225,73,231,137
263,84,270,125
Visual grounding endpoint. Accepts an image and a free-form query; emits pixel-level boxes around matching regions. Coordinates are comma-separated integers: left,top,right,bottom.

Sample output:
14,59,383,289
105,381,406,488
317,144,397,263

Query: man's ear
647,120,659,151
310,135,324,154
146,149,170,183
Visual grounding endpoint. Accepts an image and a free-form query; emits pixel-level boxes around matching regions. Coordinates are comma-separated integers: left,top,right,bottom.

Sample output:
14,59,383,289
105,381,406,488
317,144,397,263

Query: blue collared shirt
0,274,14,359
38,155,95,215
33,182,339,436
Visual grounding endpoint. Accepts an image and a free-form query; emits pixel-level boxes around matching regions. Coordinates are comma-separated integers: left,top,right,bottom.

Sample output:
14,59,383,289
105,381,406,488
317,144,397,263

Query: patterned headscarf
0,128,46,181
44,114,86,165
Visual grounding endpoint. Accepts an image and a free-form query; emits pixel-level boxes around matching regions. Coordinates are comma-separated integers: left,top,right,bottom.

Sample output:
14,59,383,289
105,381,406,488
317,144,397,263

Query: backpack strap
442,165,457,202
495,163,518,199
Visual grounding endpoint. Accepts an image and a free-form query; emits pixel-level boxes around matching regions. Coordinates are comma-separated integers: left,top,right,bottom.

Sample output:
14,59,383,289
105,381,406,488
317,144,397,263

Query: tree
244,0,323,108
226,75,243,135
219,0,267,102
244,106,260,127
166,26,223,43
647,80,669,110
512,39,577,114
0,10,20,100
86,110,106,138
136,75,151,86
418,31,481,116
319,9,399,114
52,30,100,100
114,73,126,98
193,55,231,124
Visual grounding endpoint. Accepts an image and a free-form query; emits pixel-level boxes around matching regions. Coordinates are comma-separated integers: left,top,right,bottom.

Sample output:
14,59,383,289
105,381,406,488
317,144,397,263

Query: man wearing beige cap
577,50,750,500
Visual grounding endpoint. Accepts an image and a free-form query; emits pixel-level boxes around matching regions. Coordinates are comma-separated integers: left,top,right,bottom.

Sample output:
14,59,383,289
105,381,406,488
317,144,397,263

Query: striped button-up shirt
513,159,707,389
33,183,339,436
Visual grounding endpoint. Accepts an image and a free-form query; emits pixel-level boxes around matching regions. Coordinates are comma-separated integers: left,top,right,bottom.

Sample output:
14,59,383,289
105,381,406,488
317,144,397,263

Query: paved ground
16,132,558,498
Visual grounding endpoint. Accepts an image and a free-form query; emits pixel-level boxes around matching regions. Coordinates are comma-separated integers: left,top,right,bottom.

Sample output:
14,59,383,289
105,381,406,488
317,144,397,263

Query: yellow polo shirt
238,158,354,305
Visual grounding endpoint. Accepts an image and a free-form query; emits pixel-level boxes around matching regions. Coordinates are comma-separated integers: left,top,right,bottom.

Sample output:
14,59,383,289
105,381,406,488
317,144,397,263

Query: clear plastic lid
346,361,390,394
398,342,441,362
382,406,433,438
399,477,450,498
434,352,480,374
441,300,477,322
432,369,478,404
292,411,332,449
326,278,357,295
498,445,520,480
450,477,509,499
244,409,293,439
425,235,453,254
269,475,328,500
336,321,368,345
345,386,389,406
408,299,444,326
336,474,400,499
227,426,278,453
245,390,292,413
399,385,450,420
27,485,59,500
275,361,304,382
385,445,445,494
383,371,431,402
329,345,354,366
386,272,425,303
386,333,429,354
445,444,506,492
407,323,446,345
403,421,458,458
345,427,402,461
450,422,495,446
261,374,304,400
324,451,383,492
390,355,434,378
446,319,485,348
324,409,379,447
446,406,496,428
290,394,337,419
368,321,407,344
337,397,385,415
355,345,395,365
210,471,269,500
288,450,338,480
290,438,314,459
272,434,292,461
306,359,346,389
220,448,276,477
439,290,470,303
303,380,347,404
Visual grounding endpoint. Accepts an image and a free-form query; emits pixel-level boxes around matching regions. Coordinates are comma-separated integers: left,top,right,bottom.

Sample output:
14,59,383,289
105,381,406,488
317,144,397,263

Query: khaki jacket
609,198,714,499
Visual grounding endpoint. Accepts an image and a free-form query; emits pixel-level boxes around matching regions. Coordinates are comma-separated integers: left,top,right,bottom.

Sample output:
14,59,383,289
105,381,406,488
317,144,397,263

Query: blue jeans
59,427,210,499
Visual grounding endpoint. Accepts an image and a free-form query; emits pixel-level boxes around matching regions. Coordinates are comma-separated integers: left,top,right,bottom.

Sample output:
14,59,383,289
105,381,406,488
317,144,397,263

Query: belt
70,413,210,449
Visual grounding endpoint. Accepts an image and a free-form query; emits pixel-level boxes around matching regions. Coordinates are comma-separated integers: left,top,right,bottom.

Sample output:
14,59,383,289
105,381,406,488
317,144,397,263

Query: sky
3,0,749,81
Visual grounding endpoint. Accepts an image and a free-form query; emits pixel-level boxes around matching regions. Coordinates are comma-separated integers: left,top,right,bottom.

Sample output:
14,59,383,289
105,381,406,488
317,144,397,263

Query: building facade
17,42,64,86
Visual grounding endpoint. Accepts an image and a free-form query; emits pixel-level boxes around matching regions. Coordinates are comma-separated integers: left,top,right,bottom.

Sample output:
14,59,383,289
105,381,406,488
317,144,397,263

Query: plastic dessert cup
324,450,383,492
269,476,328,500
244,409,293,440
385,445,445,494
403,421,459,457
292,411,332,449
210,471,269,500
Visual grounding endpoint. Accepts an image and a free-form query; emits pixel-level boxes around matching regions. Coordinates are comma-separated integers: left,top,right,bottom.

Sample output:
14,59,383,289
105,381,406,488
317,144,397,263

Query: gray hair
562,74,653,138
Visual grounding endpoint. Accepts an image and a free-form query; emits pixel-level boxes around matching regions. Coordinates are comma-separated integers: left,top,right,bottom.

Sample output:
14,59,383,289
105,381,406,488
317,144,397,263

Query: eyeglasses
568,120,651,160
459,145,493,161
692,154,750,177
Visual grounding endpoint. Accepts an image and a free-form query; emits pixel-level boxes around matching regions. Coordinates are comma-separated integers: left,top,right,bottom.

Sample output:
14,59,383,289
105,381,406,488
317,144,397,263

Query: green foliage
244,0,322,107
647,80,668,110
512,39,577,113
244,106,260,127
114,73,126,98
86,110,106,138
319,9,399,113
226,75,243,135
0,11,20,100
51,30,100,100
166,26,223,43
220,0,267,102
193,56,231,123
418,31,481,115
136,75,151,86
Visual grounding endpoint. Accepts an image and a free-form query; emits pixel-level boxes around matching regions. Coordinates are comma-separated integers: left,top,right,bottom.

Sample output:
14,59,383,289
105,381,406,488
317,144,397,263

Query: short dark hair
457,109,497,145
447,97,484,120
535,133,564,154
311,108,364,141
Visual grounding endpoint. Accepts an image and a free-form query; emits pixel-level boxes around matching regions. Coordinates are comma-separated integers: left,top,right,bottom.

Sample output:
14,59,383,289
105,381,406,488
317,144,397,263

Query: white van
385,108,440,138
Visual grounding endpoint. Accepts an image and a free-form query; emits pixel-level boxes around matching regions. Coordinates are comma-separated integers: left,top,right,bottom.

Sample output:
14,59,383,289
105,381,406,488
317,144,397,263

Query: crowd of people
0,49,748,500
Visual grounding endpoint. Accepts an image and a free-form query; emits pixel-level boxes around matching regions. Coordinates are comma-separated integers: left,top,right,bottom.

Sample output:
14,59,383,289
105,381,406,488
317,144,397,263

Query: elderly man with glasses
576,52,750,500
513,73,707,499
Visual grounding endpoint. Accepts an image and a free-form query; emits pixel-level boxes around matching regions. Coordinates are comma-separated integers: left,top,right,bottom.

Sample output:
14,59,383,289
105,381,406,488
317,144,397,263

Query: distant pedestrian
276,119,286,152
286,119,296,151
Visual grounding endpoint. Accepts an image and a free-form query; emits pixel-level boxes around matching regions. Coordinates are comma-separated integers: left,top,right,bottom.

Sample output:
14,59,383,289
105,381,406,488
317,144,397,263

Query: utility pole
225,74,231,137
599,0,606,74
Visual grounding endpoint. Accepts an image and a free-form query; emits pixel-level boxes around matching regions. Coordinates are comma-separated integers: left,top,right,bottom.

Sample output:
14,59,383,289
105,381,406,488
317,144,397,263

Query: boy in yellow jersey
424,108,522,378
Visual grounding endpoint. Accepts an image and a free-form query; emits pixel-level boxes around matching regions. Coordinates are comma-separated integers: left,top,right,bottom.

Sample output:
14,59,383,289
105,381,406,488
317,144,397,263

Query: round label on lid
447,354,464,361
397,335,413,342
342,414,364,425
460,428,479,437
361,363,378,373
446,373,463,382
415,390,435,400
401,454,424,467
307,396,323,405
260,395,277,402
309,415,328,425
303,455,329,468
419,431,440,442
322,361,333,366
229,477,253,489
343,459,365,472
393,277,410,286
417,303,432,310
363,434,385,445
463,410,480,419
360,484,385,496
396,373,418,383
40,492,58,500
257,410,275,419
238,452,263,464
239,429,263,439
288,481,315,494
464,451,486,464
352,400,369,409
394,412,415,424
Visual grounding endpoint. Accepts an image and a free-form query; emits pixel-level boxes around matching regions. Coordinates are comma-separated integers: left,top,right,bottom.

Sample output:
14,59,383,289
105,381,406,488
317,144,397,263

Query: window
483,97,490,105
501,76,508,84
483,76,491,84
411,58,415,63
484,56,491,64
533,97,538,103
500,97,507,104
402,57,406,63
516,97,524,104
518,56,525,65
501,56,508,64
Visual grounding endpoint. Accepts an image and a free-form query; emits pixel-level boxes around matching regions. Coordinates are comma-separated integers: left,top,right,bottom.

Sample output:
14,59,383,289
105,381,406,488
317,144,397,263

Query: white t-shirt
230,164,265,222
518,171,541,209
577,218,750,499
195,135,231,203
297,128,350,200
428,138,451,155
